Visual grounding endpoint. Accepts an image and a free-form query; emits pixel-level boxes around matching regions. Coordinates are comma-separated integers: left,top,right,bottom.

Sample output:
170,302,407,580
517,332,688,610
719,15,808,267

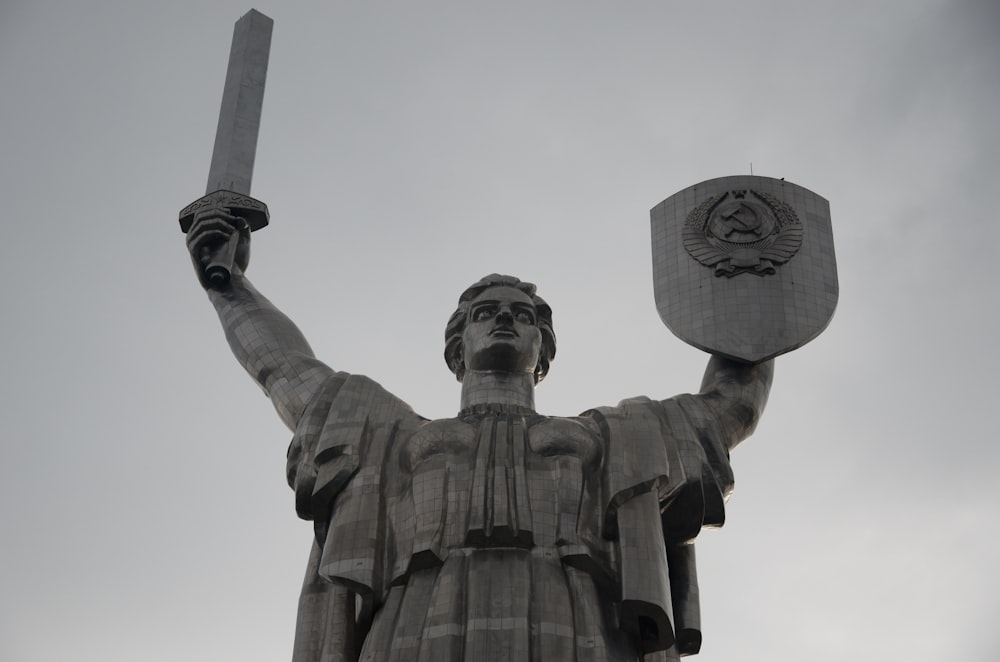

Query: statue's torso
299,376,723,661
399,411,604,556
362,408,638,662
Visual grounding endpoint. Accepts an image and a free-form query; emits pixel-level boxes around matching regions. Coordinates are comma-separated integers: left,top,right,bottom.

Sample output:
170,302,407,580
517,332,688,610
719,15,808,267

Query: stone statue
186,208,775,661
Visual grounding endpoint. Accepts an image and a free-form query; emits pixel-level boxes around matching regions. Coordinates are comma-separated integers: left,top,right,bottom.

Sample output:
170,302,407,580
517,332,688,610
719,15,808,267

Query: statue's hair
444,274,556,383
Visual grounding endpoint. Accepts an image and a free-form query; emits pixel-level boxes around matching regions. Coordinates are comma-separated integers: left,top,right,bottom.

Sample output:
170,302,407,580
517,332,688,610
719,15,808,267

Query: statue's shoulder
576,394,714,451
293,372,422,485
579,395,659,425
323,372,424,425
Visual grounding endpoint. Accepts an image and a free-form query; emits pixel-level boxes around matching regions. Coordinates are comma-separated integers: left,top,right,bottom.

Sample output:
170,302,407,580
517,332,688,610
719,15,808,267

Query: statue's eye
473,306,496,321
514,310,535,324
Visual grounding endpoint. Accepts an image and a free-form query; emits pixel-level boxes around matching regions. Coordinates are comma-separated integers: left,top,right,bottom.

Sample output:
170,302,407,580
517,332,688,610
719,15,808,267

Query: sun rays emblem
683,189,803,277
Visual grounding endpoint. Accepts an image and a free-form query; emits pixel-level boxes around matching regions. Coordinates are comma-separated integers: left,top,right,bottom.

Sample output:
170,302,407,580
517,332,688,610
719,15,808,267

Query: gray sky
1,0,998,660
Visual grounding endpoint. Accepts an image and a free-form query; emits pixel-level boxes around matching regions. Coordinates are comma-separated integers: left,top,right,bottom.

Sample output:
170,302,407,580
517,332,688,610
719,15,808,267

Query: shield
651,175,838,363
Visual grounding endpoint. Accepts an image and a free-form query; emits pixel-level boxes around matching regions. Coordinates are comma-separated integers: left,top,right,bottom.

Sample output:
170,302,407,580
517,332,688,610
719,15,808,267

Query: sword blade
206,9,273,196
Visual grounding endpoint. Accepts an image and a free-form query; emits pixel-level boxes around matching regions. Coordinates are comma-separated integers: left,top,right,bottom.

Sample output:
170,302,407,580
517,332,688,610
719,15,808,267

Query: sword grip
204,232,239,288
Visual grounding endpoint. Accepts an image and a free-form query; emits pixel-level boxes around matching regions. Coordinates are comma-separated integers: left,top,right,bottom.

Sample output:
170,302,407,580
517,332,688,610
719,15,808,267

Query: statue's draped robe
287,374,737,662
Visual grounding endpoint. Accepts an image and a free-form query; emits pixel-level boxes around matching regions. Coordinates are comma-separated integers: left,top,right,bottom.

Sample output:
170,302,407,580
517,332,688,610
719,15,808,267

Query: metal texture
651,175,838,364
206,9,272,197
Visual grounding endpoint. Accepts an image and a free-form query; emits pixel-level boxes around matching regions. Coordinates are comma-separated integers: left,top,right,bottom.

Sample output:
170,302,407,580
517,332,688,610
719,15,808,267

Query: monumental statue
182,11,837,662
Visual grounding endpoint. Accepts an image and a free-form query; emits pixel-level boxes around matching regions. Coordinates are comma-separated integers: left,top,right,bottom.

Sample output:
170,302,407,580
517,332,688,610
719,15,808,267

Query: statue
182,13,839,662
185,209,777,661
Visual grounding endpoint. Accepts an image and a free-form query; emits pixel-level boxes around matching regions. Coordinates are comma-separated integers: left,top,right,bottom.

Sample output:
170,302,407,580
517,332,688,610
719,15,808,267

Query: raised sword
179,9,273,287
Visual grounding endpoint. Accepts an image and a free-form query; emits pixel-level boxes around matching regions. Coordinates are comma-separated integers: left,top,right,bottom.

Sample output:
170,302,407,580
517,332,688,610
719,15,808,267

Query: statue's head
444,274,556,383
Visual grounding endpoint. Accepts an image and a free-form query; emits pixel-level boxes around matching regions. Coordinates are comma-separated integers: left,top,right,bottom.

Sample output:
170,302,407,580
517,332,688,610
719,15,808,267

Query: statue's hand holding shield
651,176,838,363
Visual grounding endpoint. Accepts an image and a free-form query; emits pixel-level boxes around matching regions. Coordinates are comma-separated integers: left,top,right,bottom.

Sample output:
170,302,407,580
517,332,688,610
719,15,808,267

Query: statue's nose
496,310,514,325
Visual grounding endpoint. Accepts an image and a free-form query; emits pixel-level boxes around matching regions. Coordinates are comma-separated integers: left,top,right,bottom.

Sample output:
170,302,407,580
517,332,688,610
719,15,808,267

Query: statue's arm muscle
208,274,338,431
696,356,774,452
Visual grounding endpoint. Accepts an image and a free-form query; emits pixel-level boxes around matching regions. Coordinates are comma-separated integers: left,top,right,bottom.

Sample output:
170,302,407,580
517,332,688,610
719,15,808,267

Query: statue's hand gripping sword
179,9,273,287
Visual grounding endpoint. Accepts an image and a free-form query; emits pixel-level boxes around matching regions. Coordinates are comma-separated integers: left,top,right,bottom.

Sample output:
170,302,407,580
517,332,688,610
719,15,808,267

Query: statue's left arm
654,356,774,532
599,357,773,652
695,355,774,452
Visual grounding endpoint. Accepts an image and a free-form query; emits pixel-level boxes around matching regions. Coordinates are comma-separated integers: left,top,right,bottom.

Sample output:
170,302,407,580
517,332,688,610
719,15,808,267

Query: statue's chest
403,414,601,468
397,414,603,549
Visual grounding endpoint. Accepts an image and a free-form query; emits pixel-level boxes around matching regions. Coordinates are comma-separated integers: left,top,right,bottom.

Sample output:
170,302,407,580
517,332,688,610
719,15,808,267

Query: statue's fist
186,208,251,289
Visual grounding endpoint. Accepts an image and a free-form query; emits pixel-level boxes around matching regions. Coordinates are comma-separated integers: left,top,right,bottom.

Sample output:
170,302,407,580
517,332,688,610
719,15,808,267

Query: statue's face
462,286,542,377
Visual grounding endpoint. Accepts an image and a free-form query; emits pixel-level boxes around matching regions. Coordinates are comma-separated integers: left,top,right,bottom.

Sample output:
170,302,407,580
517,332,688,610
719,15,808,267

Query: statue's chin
466,346,536,376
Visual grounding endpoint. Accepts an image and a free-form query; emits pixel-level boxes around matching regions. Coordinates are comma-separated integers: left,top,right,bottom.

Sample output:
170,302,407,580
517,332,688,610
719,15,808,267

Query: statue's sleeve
588,397,738,657
660,393,735,533
594,395,733,540
286,373,420,530
287,374,423,662
285,371,349,522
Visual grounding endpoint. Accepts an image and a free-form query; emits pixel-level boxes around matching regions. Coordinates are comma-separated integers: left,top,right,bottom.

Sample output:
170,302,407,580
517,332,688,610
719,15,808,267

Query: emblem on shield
683,190,802,277
651,176,838,363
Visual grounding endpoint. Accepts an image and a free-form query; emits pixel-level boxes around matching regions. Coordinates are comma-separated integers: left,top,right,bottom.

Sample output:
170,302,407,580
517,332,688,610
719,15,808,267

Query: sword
179,9,273,287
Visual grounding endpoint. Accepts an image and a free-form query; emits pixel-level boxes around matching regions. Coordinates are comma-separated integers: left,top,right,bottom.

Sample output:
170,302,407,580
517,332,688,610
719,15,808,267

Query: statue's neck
460,370,536,412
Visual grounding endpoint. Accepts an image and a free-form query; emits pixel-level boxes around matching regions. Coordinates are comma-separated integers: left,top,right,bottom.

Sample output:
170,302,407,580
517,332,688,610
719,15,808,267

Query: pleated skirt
359,547,640,662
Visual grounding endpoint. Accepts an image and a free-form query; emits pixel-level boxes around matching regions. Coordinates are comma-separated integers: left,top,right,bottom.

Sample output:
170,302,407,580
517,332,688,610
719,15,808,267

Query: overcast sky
1,1,998,660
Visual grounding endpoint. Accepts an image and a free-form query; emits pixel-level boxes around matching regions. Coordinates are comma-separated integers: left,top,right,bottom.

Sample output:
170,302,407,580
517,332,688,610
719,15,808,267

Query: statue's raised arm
647,174,836,540
654,355,773,539
187,208,340,431
697,354,774,452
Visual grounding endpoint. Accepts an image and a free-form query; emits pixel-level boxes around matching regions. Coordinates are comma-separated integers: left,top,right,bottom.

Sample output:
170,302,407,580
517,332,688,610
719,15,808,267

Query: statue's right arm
207,275,337,431
188,209,340,432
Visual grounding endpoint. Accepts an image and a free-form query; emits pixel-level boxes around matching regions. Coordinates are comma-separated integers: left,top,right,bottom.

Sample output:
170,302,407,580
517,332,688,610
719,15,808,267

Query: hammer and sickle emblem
683,188,803,277
720,203,762,238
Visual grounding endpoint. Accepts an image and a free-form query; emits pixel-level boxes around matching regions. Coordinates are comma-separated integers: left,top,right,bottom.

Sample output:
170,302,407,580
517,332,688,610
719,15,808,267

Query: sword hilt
178,189,269,233
203,232,240,287
179,189,269,288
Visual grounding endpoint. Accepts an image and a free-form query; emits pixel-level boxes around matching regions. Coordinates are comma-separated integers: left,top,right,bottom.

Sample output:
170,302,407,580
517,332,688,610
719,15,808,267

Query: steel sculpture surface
651,176,838,363
183,15,837,662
